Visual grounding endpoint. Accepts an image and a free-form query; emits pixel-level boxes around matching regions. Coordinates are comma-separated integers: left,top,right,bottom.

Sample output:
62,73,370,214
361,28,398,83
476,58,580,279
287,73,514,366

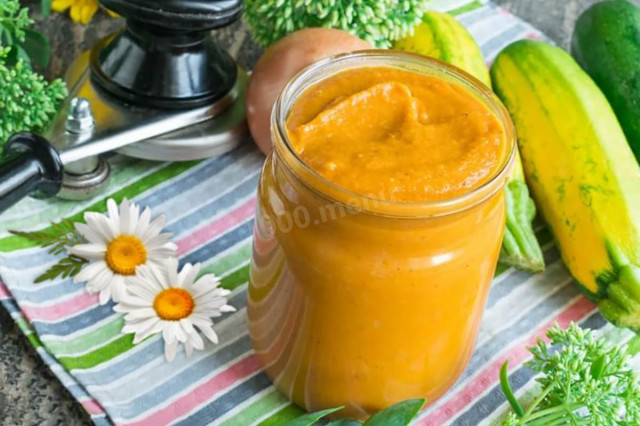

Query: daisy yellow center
105,235,147,276
153,288,195,321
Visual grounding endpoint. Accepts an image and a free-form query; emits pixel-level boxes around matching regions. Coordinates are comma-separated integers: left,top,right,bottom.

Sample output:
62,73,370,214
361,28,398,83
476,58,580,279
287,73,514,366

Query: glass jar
247,51,516,420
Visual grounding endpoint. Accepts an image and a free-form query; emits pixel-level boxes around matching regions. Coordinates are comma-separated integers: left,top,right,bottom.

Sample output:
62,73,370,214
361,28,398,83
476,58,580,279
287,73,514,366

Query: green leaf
10,219,87,283
0,23,13,46
34,255,89,283
327,420,362,426
16,44,30,67
20,29,50,68
590,354,606,380
5,44,31,69
363,399,425,426
499,361,524,418
628,335,640,356
41,0,51,17
4,44,19,65
283,407,344,426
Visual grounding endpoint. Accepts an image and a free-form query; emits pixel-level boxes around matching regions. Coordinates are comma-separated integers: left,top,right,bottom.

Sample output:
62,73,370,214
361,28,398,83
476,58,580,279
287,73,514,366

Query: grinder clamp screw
66,97,95,133
58,97,110,201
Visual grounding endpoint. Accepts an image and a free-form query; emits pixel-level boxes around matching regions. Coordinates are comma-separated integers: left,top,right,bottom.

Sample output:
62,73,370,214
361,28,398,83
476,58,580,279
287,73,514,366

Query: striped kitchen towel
0,1,636,425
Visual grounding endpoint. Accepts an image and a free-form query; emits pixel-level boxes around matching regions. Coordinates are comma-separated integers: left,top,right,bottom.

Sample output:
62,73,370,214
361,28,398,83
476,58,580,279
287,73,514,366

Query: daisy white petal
98,216,118,241
149,264,170,289
67,244,105,260
124,315,155,335
110,275,127,303
88,267,113,293
190,314,214,326
188,330,204,350
74,260,107,284
147,244,178,260
172,322,187,343
144,233,173,249
75,222,107,245
134,207,152,236
99,285,112,305
131,318,161,343
165,340,178,362
139,215,166,242
85,214,115,242
122,324,140,335
199,325,219,344
124,308,157,321
176,263,192,287
150,319,165,335
133,264,157,285
182,263,201,288
184,341,194,358
194,274,222,287
119,199,136,235
113,295,149,311
127,280,158,300
107,198,120,222
124,200,141,233
180,318,195,335
168,263,179,289
162,324,175,344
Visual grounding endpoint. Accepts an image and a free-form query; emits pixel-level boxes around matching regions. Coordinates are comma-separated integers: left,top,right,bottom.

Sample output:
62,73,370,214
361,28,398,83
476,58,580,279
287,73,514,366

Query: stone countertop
0,0,636,424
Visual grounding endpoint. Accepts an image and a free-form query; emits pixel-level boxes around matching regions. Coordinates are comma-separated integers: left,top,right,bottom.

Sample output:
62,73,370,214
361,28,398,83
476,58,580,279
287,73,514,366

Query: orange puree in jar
248,52,515,420
286,67,506,202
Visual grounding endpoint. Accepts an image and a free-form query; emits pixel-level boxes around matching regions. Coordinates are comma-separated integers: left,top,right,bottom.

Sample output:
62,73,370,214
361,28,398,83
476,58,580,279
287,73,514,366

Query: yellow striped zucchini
491,40,640,330
394,11,491,86
394,11,544,272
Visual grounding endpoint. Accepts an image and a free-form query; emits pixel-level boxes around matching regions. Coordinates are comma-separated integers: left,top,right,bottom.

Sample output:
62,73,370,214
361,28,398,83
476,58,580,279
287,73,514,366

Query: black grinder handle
0,133,64,214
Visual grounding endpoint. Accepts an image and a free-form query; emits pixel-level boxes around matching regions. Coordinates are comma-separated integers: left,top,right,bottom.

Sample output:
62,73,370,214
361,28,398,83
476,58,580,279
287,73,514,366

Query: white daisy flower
114,258,235,361
68,198,177,304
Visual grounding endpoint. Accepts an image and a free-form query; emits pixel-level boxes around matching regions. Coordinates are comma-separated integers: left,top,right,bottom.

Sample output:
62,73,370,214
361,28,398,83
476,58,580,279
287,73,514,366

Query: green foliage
0,0,50,66
32,255,89,283
500,323,640,425
0,0,31,43
10,219,89,283
0,0,67,145
41,0,51,17
284,407,345,426
283,398,425,426
363,399,425,425
244,0,430,48
21,28,51,68
0,48,67,144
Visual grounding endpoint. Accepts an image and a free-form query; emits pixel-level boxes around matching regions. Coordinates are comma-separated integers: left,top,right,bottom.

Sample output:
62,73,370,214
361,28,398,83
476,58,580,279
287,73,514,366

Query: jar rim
272,50,516,218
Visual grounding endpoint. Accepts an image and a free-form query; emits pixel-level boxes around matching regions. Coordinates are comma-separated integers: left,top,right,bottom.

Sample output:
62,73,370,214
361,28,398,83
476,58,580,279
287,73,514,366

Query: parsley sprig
500,323,640,425
10,219,89,283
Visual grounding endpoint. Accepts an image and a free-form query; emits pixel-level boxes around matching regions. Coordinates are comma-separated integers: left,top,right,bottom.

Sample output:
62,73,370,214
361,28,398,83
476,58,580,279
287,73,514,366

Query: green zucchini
491,39,640,331
572,0,640,161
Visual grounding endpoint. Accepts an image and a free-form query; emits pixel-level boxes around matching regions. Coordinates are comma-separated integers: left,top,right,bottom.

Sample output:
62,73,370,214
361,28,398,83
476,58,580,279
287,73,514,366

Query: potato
246,28,371,154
